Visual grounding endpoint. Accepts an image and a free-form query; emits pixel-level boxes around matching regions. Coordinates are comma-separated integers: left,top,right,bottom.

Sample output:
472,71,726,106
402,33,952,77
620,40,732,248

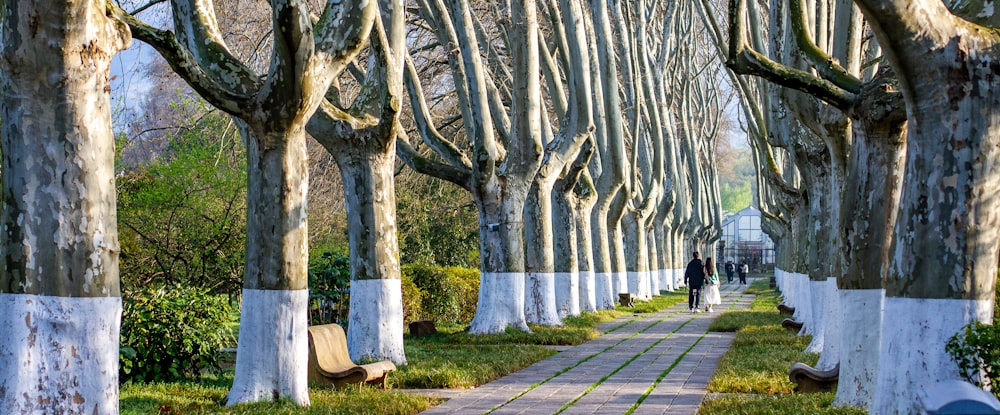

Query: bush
120,285,237,383
308,252,351,326
401,274,424,325
402,265,480,323
946,320,1000,393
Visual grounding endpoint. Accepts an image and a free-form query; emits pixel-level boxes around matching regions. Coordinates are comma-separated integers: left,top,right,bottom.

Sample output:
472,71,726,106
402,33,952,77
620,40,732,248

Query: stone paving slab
416,281,754,415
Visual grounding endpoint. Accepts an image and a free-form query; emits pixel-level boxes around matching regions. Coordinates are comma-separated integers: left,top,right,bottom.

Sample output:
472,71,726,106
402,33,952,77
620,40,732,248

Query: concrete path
414,282,754,415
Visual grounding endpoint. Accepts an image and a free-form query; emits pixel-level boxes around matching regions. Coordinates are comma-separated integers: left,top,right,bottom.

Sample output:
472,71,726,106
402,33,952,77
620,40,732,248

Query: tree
112,0,376,405
0,1,130,413
306,0,408,364
398,0,542,334
852,1,1000,412
117,101,246,295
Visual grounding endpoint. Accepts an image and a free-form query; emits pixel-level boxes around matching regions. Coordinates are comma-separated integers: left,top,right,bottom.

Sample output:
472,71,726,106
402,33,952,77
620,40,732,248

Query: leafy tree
719,182,752,213
117,102,246,296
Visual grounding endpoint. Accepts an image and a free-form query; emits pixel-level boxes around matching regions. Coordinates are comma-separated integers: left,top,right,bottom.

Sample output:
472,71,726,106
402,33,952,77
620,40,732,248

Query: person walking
703,257,721,312
738,261,749,285
684,252,706,313
725,260,735,283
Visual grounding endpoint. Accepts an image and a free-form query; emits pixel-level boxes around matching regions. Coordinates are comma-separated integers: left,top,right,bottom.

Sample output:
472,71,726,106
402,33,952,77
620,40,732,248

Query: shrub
946,320,1000,393
308,252,351,326
402,265,480,323
401,274,424,325
120,285,237,383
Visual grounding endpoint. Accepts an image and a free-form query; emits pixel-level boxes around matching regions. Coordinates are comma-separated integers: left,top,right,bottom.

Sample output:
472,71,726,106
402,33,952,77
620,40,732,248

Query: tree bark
0,2,129,413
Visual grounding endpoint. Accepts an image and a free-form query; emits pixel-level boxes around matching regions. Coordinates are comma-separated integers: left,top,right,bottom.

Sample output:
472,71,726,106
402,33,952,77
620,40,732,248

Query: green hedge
402,265,480,324
120,286,236,383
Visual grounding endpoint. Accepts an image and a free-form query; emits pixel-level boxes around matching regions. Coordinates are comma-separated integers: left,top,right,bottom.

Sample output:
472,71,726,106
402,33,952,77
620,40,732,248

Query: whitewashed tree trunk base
612,272,628,296
834,289,884,409
814,278,840,370
648,270,660,297
470,272,530,333
526,272,562,325
579,270,597,313
792,274,812,332
347,279,406,365
659,269,674,292
627,271,651,300
804,279,827,348
0,294,121,415
594,272,616,309
227,289,309,406
555,272,581,318
873,297,992,414
673,268,685,288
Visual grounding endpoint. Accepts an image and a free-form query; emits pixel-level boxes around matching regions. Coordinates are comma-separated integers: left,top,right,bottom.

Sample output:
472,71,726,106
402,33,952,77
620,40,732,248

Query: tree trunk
469,184,531,334
228,126,311,406
853,3,1000,410
574,172,599,312
553,179,581,318
834,71,905,409
525,180,562,325
335,149,406,365
0,3,128,413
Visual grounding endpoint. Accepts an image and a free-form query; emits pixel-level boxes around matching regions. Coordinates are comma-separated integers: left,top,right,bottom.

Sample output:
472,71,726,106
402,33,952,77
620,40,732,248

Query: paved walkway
414,282,754,415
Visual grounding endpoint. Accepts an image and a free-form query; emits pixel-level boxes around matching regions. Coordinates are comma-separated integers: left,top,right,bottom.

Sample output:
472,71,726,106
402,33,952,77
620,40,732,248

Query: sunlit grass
120,376,436,415
700,392,866,415
120,287,700,413
702,280,864,414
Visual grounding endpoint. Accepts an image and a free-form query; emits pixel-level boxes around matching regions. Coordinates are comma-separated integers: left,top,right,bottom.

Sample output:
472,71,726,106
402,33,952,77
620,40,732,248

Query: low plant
120,285,237,383
402,265,479,323
308,252,351,326
946,320,1000,393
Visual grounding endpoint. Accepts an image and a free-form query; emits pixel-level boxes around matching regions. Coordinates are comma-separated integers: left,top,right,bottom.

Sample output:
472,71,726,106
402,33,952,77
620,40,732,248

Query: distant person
738,261,749,285
702,257,721,312
725,260,735,283
684,251,706,313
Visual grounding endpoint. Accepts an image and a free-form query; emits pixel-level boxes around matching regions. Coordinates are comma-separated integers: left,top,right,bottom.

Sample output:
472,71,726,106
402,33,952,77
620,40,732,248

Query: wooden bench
307,324,396,388
781,318,804,333
777,303,795,315
789,362,839,393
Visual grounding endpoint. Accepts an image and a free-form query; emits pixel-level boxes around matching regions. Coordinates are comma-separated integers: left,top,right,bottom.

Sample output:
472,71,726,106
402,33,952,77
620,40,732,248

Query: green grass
120,376,437,415
700,392,866,415
118,286,707,413
703,280,864,414
394,343,554,388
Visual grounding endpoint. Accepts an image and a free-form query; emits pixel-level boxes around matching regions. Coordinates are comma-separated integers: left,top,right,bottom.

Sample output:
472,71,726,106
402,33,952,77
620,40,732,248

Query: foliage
719,181,753,213
395,175,479,268
117,101,246,294
120,286,237,383
120,376,436,415
946,321,1000,393
402,265,480,323
308,252,351,326
400,274,424,325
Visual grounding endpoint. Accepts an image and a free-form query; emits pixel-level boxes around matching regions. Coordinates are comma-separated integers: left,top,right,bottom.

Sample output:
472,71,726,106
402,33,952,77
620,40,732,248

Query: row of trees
710,0,1000,410
1,0,728,413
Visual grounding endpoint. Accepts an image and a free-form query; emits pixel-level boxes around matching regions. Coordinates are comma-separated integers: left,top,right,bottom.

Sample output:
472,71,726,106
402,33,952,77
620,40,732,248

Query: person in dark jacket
684,252,706,313
725,260,735,283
